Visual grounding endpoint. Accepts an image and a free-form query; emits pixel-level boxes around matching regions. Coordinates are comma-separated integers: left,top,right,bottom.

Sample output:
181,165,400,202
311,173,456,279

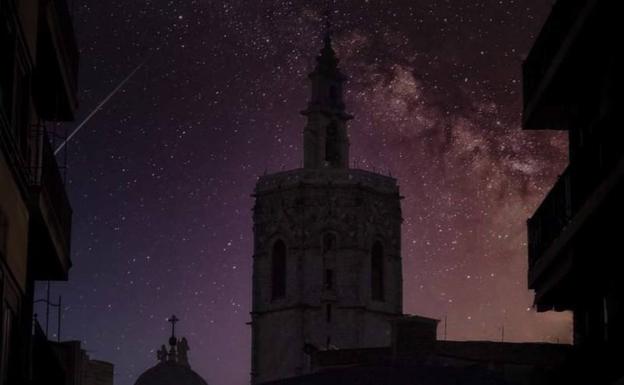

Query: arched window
271,240,286,299
371,241,384,301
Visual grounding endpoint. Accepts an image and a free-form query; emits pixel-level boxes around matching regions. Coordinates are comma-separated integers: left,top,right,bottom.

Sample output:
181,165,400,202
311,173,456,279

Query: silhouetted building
262,317,570,385
31,321,114,385
52,339,114,385
134,315,208,385
250,31,403,384
0,0,78,383
32,320,66,385
523,0,622,384
83,359,115,385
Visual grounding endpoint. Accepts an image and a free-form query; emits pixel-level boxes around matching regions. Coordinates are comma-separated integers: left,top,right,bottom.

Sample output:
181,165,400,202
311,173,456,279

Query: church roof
135,361,208,385
134,315,208,385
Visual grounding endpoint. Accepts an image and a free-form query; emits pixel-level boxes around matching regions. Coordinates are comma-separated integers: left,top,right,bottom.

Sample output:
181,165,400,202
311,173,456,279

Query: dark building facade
523,0,623,384
262,317,570,385
0,0,78,383
31,323,114,385
51,340,114,385
251,33,404,384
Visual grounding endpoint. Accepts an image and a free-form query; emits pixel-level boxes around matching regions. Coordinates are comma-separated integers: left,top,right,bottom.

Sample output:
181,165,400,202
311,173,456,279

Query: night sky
35,1,571,384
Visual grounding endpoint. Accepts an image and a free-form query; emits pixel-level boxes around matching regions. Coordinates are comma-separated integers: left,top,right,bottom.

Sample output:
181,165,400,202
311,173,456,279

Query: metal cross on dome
167,314,179,340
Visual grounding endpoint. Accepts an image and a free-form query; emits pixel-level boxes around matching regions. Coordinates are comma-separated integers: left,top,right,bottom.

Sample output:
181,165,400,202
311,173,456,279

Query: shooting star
54,61,146,155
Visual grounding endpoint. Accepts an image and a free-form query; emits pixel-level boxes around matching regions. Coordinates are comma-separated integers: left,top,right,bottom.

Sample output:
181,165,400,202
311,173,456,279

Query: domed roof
135,315,208,385
135,361,208,385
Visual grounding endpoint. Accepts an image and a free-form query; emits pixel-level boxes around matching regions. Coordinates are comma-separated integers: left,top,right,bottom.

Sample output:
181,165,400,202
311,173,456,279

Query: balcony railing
527,166,572,269
29,131,72,279
40,132,72,255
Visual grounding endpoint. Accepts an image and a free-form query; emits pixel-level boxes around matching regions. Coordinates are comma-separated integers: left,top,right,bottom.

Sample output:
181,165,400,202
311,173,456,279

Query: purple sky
36,1,570,384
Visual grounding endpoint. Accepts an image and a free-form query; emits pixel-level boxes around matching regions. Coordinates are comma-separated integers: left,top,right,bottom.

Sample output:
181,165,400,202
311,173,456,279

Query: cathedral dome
134,361,208,385
135,315,208,385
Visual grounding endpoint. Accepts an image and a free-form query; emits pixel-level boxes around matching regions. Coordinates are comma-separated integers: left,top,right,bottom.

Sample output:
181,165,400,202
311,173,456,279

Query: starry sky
35,1,571,384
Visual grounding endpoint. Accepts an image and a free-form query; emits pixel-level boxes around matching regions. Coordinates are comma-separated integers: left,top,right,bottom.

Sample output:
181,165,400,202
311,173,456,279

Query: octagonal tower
250,32,403,384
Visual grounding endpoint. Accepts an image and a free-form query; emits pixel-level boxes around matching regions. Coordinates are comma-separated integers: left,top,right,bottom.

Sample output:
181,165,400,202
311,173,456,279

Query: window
271,240,286,299
324,269,334,290
325,122,339,164
371,241,384,301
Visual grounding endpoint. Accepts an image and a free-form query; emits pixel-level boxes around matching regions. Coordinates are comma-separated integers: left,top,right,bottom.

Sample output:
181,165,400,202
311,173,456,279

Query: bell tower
250,25,404,385
301,30,352,169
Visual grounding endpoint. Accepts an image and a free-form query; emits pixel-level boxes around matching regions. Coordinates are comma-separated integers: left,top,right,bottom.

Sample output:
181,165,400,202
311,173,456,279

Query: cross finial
167,314,179,340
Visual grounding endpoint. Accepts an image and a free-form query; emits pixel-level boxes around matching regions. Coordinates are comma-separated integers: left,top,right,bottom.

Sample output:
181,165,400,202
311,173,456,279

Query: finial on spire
322,7,332,43
315,6,339,74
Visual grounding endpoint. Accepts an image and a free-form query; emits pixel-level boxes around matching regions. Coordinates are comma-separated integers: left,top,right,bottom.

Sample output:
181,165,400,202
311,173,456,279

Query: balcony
34,0,79,121
29,132,72,280
527,166,572,271
522,0,599,131
527,117,624,304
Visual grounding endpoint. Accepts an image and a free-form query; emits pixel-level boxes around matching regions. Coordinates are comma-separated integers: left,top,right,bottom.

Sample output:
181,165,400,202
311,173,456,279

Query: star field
35,1,569,384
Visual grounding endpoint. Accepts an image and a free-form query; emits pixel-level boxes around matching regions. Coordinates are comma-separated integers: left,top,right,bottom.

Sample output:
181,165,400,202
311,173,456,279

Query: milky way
37,1,570,384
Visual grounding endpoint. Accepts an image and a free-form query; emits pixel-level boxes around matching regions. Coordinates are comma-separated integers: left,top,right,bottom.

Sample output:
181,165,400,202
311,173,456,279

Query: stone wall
251,168,403,384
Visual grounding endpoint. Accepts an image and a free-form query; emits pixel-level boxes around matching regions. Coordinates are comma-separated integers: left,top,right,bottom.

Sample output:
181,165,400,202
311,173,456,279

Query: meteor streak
54,61,146,155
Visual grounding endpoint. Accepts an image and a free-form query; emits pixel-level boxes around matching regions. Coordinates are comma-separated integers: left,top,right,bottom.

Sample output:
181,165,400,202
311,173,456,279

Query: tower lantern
301,22,353,169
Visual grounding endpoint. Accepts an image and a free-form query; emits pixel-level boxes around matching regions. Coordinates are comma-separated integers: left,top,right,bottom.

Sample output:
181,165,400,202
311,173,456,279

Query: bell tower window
271,240,286,299
371,241,384,301
325,121,339,164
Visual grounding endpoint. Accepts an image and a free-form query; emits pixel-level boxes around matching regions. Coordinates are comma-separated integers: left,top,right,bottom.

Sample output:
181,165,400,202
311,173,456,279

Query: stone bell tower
250,28,403,384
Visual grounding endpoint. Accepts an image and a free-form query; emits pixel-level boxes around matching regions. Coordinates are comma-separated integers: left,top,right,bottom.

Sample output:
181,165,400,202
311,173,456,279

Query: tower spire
301,13,352,169
323,7,332,43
